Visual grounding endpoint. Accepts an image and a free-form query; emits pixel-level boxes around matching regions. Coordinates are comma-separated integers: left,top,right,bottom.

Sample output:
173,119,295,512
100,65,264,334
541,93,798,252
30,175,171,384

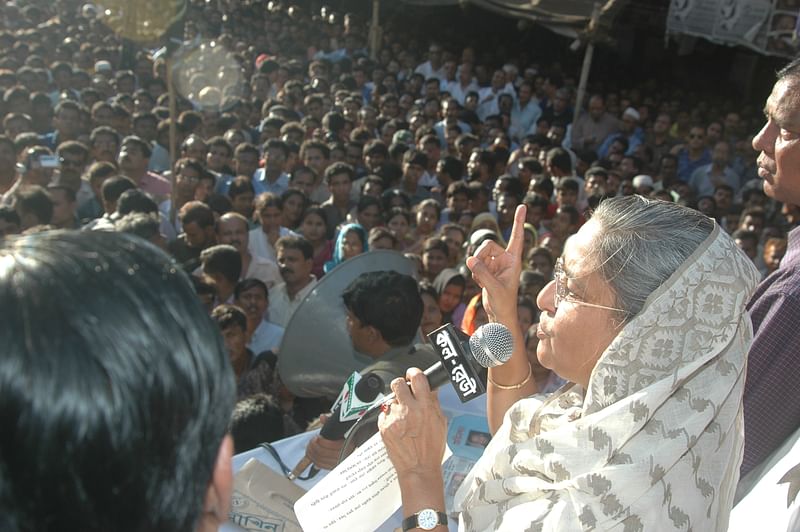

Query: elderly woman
379,196,760,531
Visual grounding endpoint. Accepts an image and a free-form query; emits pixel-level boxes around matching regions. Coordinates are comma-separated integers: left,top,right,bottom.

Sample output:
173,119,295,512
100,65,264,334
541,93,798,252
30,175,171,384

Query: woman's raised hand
466,205,527,327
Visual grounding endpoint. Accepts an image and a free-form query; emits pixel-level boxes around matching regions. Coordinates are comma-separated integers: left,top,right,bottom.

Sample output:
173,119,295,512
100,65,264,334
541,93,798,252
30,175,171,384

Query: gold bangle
488,364,532,390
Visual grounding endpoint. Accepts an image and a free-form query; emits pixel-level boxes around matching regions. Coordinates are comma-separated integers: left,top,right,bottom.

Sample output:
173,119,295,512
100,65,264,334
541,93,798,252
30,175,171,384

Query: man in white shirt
235,278,284,355
433,98,472,147
248,192,298,262
268,235,317,327
252,139,290,196
216,212,281,288
414,44,446,85
509,81,542,142
477,69,516,121
446,62,479,106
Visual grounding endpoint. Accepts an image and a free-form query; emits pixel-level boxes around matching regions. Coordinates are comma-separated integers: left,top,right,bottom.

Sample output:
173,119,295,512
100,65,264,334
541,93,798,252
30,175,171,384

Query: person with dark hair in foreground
0,231,236,532
304,270,438,471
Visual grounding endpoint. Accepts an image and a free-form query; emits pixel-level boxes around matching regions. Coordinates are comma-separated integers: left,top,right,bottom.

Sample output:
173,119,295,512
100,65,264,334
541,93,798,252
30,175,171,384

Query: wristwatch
401,508,448,531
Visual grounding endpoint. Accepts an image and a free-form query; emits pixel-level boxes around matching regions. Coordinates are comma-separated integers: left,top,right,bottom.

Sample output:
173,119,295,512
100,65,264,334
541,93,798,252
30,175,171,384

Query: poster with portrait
667,0,800,58
441,415,492,517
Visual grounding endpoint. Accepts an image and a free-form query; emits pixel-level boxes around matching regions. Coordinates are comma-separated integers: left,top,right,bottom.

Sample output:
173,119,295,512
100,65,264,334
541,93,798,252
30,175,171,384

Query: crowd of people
1,0,799,505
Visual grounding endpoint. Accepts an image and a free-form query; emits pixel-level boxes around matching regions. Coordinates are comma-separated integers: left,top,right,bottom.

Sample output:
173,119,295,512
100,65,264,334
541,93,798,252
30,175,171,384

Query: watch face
418,509,438,530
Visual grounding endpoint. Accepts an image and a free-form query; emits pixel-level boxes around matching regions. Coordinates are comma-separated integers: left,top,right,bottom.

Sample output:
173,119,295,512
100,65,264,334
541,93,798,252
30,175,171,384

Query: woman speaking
379,196,760,531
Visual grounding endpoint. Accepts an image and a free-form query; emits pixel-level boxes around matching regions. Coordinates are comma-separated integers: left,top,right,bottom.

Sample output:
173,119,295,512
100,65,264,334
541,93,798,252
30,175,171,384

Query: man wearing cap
596,107,644,159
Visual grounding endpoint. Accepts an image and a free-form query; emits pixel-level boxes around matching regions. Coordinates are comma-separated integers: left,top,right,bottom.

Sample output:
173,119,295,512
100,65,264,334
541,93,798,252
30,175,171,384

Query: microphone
377,322,514,406
320,373,384,439
288,372,384,479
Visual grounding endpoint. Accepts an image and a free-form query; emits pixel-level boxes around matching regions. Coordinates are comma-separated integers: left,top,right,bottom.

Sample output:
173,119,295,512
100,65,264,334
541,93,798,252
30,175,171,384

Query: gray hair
778,57,800,82
588,196,714,321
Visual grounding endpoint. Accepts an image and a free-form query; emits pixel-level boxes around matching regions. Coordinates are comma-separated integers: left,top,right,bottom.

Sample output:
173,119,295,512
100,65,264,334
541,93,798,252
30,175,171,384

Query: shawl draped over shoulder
454,224,761,531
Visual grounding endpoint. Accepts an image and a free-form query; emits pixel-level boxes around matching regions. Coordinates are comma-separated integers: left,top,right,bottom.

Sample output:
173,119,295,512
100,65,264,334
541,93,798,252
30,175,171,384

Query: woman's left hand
378,368,448,480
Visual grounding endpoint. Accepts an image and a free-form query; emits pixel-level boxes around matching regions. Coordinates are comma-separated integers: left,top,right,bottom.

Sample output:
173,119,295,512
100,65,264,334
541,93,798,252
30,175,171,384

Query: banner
399,0,629,38
666,0,800,58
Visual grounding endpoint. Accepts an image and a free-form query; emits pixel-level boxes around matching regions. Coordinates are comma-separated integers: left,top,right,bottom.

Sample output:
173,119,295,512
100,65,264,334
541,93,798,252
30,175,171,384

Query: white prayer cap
623,107,641,122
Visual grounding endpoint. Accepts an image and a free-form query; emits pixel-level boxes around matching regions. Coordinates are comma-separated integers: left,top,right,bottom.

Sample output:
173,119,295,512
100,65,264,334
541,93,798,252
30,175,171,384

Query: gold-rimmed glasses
553,258,627,313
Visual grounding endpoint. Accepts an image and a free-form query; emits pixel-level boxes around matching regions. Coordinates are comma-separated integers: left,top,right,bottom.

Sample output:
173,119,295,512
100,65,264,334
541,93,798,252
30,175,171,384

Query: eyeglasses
688,134,704,139
553,258,627,313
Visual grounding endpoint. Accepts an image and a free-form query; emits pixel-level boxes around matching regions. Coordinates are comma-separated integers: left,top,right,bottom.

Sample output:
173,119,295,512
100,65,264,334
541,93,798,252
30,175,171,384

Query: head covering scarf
323,223,368,273
432,268,466,324
454,223,760,531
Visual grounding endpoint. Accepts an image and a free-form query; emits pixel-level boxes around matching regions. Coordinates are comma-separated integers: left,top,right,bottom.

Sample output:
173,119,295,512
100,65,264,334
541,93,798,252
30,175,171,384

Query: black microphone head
354,373,384,402
469,322,514,368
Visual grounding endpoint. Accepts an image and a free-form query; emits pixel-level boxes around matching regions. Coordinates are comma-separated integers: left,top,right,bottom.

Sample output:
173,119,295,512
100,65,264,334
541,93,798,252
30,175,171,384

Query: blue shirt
252,169,289,196
597,128,644,159
676,148,712,183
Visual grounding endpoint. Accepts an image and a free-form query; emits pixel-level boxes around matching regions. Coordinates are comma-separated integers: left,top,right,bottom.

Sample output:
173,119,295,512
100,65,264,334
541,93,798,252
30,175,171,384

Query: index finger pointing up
505,204,527,261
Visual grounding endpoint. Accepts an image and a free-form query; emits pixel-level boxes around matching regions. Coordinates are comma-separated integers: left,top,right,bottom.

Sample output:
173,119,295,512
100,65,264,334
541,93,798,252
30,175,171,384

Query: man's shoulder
278,227,299,237
301,276,318,292
252,254,278,266
601,112,621,124
690,164,713,179
268,282,289,299
259,319,285,333
750,256,800,316
363,343,438,387
255,319,285,340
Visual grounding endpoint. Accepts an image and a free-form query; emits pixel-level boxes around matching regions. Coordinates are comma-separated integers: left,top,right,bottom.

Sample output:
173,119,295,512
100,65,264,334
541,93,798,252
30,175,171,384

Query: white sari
454,224,760,531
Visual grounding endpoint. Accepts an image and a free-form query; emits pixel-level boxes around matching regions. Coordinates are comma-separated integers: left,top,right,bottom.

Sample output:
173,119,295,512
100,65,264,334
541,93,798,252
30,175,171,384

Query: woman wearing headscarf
378,196,760,531
432,268,466,329
323,223,368,273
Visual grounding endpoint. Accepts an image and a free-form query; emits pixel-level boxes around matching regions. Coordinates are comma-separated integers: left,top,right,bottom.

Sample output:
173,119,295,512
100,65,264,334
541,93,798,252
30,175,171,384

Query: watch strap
401,510,448,531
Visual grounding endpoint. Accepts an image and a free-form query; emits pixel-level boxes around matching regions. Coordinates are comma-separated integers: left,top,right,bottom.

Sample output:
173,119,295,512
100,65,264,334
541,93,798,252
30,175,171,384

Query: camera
37,155,60,168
